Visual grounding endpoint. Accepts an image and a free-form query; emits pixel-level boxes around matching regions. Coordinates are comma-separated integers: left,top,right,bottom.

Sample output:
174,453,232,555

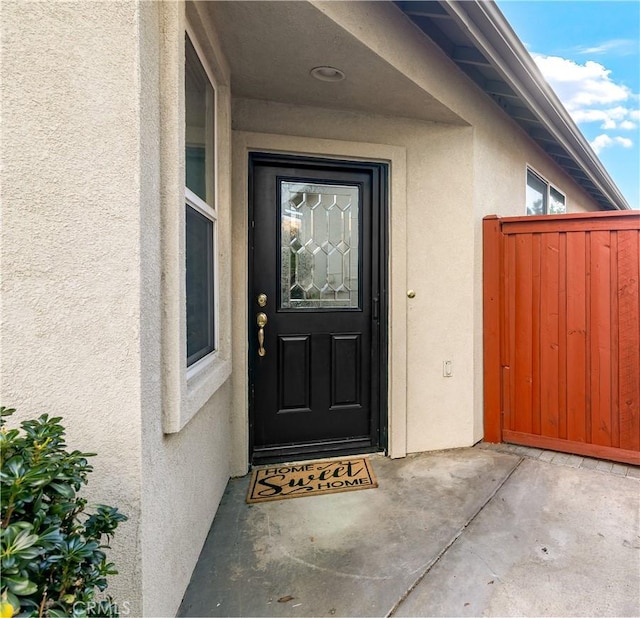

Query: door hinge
373,297,380,321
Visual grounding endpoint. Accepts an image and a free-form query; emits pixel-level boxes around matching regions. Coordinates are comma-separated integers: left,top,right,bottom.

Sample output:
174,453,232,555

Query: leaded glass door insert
281,182,359,309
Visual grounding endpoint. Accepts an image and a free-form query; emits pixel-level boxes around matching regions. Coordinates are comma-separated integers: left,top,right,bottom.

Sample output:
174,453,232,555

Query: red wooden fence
484,211,640,465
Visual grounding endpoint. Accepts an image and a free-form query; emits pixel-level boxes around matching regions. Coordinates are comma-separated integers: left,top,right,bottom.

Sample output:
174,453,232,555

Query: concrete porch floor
178,446,640,617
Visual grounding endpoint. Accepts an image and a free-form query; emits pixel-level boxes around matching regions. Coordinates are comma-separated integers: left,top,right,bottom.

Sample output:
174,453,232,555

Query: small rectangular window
526,168,565,215
185,33,217,367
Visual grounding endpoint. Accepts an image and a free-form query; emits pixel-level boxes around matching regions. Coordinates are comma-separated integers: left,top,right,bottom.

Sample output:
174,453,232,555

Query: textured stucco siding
1,2,233,616
1,1,145,612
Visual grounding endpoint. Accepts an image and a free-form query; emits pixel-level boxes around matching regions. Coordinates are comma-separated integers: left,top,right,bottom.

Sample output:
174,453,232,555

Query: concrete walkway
178,446,640,617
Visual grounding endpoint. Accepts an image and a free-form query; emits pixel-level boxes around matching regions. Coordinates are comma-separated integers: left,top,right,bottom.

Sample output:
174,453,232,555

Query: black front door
249,153,387,463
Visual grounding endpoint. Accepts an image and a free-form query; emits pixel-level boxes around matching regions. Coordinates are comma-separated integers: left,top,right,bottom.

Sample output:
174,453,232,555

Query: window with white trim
185,33,217,367
526,168,566,215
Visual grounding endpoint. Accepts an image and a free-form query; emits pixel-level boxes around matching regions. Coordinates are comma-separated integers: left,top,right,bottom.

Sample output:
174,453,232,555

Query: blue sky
496,0,640,209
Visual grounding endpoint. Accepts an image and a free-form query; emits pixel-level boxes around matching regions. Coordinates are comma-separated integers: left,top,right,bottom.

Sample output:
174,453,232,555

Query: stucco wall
1,1,145,612
1,2,234,616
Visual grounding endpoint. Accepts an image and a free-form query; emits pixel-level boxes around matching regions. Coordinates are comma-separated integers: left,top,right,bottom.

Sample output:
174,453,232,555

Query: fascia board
443,0,630,210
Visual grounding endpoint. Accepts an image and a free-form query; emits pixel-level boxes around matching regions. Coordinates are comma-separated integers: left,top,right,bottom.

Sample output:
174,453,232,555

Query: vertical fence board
617,230,640,451
585,233,592,443
566,232,588,443
558,233,568,440
540,233,560,438
610,232,620,448
532,234,542,435
514,234,534,434
589,231,612,447
506,234,517,432
482,216,503,442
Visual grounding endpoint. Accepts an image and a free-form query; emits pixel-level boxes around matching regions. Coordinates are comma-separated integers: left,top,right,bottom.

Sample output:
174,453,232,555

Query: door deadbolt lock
257,293,267,307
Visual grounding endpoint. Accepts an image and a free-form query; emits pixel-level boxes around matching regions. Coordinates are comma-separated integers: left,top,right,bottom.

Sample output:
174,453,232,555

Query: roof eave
442,0,630,210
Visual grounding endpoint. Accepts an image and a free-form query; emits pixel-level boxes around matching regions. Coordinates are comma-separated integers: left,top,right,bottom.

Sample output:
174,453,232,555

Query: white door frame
229,131,408,475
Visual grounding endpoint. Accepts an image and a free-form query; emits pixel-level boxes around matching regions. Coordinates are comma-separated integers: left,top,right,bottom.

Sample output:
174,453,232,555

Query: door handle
257,312,268,357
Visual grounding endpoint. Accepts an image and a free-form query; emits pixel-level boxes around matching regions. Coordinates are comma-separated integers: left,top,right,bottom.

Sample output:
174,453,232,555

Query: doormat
246,457,378,503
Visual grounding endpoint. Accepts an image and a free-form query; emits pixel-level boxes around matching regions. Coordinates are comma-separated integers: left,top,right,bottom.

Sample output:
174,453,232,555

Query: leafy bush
0,407,127,617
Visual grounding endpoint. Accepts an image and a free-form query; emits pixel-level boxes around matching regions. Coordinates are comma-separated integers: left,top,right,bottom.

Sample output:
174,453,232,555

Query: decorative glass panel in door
280,182,360,309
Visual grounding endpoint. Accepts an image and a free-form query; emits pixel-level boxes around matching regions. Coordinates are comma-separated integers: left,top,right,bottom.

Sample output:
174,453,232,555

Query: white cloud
576,39,638,57
571,106,629,129
619,120,638,130
533,55,631,110
533,53,639,154
590,134,634,154
569,105,636,129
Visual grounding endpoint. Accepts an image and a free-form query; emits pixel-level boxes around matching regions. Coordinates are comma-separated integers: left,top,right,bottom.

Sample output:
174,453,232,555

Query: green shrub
0,407,127,618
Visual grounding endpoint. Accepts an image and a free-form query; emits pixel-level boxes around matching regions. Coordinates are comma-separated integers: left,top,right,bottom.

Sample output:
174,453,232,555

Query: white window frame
526,167,566,215
185,27,219,379
161,11,232,434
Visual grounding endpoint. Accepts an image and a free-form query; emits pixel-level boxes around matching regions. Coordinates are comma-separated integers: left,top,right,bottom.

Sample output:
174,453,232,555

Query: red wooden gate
484,211,640,465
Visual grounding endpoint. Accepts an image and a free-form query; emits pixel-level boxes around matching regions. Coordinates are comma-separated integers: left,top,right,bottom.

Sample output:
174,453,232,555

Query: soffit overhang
396,0,630,210
204,0,466,126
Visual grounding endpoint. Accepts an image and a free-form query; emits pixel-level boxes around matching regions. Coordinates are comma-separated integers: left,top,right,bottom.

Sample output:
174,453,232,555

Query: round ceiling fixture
310,66,345,82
